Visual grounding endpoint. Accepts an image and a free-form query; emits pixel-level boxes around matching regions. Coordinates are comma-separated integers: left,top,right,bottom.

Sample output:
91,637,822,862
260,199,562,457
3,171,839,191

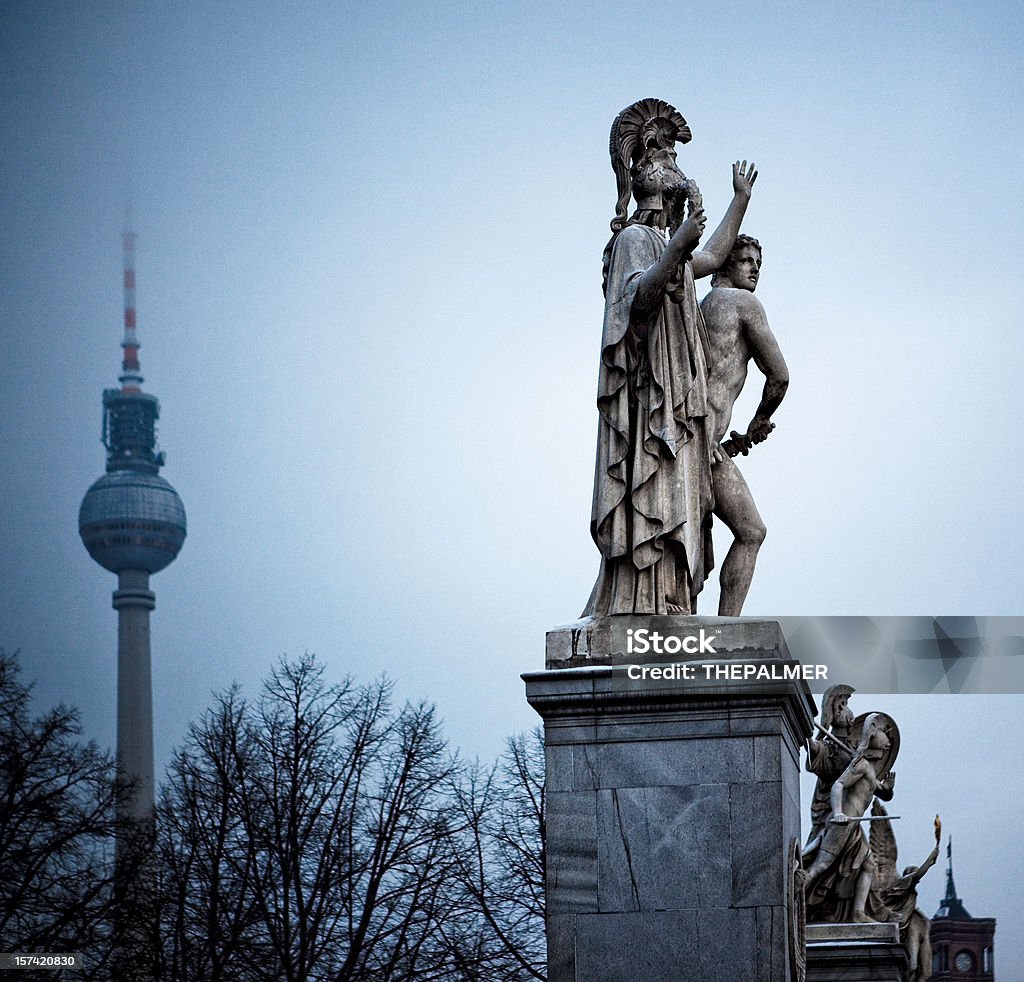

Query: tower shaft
113,569,155,824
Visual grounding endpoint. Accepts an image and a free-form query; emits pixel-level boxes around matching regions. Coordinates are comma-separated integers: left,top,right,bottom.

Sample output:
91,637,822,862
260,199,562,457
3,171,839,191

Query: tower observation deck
78,228,186,827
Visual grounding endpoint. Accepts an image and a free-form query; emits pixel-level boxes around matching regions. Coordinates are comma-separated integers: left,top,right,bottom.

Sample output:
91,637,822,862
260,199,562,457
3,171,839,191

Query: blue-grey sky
2,1,1022,971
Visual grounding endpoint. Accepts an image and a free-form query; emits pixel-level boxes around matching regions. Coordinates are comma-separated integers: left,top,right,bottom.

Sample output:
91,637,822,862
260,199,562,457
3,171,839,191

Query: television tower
79,227,186,827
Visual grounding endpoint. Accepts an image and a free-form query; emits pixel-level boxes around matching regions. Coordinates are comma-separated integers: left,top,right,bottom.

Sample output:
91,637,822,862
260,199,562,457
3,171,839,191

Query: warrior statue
584,98,758,615
803,712,900,924
804,684,857,854
804,690,943,978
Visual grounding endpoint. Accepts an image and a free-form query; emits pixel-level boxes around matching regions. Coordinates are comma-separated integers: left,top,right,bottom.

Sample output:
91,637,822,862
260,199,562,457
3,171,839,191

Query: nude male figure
699,235,788,615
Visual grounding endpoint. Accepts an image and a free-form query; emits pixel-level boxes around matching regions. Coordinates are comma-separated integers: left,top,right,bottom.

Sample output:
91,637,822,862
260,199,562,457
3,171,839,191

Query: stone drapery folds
584,223,714,615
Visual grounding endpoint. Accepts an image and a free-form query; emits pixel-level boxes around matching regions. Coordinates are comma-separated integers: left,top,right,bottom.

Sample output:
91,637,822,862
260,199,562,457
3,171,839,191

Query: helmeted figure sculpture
805,685,857,854
584,98,757,615
803,712,900,924
803,689,942,980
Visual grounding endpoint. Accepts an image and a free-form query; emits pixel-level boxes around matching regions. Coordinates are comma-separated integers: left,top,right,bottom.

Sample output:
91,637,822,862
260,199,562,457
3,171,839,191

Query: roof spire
944,837,955,898
934,835,973,919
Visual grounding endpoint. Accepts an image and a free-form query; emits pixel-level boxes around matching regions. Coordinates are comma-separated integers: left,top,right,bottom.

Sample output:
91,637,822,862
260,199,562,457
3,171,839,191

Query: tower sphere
79,470,187,574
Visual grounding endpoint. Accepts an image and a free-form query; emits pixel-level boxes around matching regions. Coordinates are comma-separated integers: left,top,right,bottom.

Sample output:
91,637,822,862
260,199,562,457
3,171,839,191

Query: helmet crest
608,98,692,233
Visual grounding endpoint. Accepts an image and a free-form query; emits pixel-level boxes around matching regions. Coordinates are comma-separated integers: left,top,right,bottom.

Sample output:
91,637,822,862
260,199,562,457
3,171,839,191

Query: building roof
933,837,973,920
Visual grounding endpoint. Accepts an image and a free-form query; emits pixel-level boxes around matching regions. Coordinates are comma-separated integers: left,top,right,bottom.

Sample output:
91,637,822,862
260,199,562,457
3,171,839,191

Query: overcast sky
2,1,1022,971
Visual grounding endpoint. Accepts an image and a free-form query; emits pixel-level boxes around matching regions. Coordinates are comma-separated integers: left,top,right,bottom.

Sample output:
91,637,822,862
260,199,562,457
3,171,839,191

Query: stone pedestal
805,923,907,982
524,617,814,982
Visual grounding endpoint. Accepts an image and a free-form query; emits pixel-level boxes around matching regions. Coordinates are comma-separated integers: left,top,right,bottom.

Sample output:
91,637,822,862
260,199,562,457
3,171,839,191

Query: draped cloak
583,223,714,616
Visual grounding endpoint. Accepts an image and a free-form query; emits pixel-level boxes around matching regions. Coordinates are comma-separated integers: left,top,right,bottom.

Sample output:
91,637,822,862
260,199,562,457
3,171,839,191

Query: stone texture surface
545,914,576,982
545,791,598,913
573,908,765,981
807,923,900,943
730,780,785,907
756,905,790,981
596,784,732,912
805,922,907,982
526,618,815,982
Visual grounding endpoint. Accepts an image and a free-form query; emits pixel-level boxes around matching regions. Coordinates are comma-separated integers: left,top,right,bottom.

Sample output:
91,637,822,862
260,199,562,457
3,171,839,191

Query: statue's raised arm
690,161,758,279
584,99,761,617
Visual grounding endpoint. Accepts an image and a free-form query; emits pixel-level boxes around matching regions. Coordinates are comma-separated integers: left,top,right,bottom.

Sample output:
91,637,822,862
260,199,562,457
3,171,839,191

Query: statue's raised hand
733,160,758,197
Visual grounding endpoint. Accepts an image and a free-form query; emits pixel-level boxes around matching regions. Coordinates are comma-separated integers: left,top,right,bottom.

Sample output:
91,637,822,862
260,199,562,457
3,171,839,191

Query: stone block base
526,618,814,982
805,923,907,982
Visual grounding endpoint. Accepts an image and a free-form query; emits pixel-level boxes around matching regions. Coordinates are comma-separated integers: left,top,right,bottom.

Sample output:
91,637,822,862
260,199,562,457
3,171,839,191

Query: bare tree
1,648,550,980
450,729,546,981
0,650,137,980
154,686,267,980
155,654,470,981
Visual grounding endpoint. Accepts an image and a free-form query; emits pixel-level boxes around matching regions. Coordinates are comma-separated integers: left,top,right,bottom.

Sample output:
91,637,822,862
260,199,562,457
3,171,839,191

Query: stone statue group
806,684,940,982
585,98,789,618
582,103,942,978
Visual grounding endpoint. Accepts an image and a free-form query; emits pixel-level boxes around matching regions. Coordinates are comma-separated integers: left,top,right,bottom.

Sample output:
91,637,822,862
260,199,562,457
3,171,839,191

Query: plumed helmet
820,683,856,731
608,98,692,233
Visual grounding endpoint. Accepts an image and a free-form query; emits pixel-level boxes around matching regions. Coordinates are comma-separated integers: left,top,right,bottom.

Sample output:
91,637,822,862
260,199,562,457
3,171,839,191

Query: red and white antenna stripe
119,227,143,393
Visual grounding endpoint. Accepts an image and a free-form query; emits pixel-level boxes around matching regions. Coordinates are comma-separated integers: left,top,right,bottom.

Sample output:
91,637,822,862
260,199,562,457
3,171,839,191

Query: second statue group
585,97,789,618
